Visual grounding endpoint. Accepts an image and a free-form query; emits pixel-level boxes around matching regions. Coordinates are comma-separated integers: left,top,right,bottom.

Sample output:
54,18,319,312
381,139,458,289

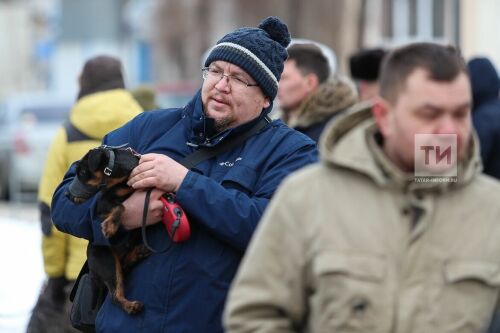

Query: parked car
0,94,72,201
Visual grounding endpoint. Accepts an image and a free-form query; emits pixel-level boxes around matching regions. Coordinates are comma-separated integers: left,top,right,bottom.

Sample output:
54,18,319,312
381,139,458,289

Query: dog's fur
70,146,150,315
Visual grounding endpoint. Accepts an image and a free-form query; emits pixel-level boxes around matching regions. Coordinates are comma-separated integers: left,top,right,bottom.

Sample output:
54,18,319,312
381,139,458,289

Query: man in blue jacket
51,16,317,333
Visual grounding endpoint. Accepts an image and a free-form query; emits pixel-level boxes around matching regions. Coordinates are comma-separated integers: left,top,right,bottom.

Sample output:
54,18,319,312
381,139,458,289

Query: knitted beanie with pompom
204,16,291,100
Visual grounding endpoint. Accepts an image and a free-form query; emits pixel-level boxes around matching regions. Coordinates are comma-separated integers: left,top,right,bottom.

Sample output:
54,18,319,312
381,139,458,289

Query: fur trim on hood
288,75,358,129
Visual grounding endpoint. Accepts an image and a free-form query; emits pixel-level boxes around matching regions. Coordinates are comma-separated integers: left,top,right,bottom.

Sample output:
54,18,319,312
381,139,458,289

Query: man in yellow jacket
27,55,142,333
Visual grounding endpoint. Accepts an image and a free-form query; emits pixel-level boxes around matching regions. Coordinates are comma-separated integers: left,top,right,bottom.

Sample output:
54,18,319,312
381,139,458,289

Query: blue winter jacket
51,91,318,332
468,57,500,179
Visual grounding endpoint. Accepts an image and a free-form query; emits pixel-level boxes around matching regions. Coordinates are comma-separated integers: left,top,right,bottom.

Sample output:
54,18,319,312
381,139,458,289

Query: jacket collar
288,76,358,129
319,102,481,194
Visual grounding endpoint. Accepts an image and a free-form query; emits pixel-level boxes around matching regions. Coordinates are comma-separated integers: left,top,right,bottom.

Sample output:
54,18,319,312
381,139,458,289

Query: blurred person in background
224,43,500,333
467,57,500,179
278,43,358,142
27,55,142,333
349,47,387,101
50,17,317,333
131,85,159,111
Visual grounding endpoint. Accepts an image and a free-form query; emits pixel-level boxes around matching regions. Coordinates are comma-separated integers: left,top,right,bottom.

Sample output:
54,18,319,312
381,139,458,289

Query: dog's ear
87,148,108,173
75,151,92,180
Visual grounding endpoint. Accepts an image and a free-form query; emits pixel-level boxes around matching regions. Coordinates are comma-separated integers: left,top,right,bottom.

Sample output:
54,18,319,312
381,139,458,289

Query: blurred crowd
21,15,500,333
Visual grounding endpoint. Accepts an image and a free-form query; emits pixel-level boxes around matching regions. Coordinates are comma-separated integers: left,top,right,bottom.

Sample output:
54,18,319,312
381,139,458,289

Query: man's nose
214,74,231,92
436,116,459,134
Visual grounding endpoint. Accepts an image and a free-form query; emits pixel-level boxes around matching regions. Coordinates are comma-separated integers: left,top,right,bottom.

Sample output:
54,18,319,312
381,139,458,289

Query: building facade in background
0,0,498,101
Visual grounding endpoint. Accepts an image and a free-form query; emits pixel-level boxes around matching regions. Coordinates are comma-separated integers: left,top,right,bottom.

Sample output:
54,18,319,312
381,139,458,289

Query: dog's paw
101,221,119,238
125,301,143,315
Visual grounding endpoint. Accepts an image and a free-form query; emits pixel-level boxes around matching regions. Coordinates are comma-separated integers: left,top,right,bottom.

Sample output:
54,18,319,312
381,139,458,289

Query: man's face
277,60,317,113
201,60,270,132
374,68,472,172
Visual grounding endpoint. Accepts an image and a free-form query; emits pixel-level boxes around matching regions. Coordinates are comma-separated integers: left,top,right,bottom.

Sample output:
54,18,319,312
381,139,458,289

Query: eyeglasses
202,67,259,89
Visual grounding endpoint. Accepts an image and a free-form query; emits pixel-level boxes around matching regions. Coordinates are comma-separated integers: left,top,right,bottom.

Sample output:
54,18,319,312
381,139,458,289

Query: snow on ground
0,216,45,333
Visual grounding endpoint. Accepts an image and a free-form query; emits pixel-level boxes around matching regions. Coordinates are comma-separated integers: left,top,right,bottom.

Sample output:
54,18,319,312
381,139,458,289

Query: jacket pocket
437,259,500,332
444,260,500,286
310,251,388,333
313,252,386,281
220,164,257,195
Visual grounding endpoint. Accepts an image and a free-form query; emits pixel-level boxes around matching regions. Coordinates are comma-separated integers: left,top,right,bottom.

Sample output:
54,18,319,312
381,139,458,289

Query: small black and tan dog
66,145,150,315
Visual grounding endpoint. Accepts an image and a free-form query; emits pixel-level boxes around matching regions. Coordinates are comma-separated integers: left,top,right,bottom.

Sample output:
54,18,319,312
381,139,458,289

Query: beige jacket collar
319,103,482,194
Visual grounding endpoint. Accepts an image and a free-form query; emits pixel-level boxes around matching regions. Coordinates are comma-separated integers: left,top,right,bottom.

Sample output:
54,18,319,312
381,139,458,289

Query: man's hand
127,153,188,193
120,189,165,230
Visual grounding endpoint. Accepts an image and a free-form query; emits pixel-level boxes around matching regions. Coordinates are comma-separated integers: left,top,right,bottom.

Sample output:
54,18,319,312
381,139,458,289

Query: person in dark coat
50,17,317,333
467,57,500,179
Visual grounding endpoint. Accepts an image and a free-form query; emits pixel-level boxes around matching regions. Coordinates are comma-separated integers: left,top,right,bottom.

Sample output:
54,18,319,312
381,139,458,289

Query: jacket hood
70,89,142,139
467,57,500,108
288,75,358,129
319,103,482,191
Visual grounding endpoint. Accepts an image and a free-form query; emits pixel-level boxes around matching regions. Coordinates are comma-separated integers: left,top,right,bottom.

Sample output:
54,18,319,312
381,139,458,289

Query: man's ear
263,97,270,109
372,96,392,137
305,73,320,92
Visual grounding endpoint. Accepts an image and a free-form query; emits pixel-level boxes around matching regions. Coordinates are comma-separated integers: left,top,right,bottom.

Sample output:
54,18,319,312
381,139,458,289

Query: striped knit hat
204,16,291,100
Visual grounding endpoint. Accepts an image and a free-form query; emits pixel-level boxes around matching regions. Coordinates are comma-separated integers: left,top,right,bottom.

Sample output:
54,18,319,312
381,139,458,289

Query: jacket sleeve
175,140,318,252
223,176,308,332
38,128,68,206
38,128,68,237
51,166,110,245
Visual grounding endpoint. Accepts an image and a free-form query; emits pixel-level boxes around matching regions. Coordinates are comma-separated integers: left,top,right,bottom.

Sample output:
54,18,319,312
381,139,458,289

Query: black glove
39,202,52,236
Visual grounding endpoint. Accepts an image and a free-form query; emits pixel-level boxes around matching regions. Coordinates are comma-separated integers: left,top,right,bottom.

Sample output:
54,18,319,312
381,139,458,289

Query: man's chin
204,110,232,131
205,105,227,118
214,117,232,132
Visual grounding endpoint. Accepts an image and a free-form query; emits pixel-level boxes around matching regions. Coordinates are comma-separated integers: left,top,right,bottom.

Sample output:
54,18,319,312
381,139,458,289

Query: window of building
381,0,460,45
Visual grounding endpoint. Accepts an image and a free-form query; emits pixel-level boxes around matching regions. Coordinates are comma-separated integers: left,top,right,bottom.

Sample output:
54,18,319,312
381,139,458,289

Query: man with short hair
278,43,357,141
51,17,317,333
224,42,500,333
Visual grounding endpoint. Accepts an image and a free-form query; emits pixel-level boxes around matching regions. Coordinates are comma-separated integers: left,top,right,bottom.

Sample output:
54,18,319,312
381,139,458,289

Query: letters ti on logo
414,134,457,178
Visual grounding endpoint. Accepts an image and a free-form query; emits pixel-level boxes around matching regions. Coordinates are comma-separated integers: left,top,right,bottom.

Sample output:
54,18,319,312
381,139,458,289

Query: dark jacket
468,57,500,179
51,91,318,333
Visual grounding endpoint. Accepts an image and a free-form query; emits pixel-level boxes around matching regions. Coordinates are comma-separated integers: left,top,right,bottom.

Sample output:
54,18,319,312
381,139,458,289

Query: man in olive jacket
224,43,500,333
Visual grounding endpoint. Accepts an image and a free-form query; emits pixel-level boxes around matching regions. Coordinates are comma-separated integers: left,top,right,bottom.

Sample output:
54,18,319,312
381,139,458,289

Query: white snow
0,216,45,333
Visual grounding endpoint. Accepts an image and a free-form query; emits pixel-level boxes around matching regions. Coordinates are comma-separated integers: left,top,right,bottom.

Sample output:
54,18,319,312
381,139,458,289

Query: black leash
141,188,173,253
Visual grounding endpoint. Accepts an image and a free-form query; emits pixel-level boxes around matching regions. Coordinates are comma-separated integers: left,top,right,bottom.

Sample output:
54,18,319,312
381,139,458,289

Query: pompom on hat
204,16,291,100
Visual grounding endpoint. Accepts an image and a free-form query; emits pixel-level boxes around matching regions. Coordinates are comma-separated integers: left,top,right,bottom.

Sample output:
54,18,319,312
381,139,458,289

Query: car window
20,106,69,122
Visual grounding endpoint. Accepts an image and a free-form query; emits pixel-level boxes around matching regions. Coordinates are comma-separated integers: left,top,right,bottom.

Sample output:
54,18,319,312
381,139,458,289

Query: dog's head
66,146,140,203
